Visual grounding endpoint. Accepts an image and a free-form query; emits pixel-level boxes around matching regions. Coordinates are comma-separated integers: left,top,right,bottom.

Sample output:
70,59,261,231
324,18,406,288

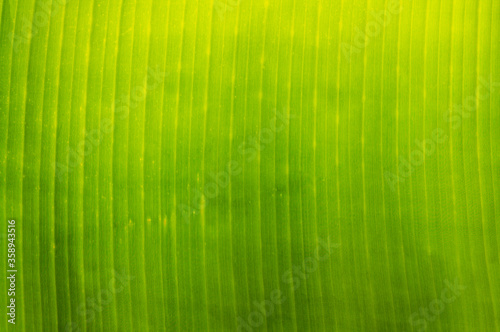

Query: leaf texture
0,0,499,331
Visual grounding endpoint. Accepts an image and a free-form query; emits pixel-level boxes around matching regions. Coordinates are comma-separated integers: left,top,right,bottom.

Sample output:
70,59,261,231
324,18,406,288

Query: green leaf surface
1,0,499,331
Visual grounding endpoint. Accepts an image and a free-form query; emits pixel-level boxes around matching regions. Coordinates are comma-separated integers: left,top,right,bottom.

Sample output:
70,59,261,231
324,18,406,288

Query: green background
0,0,499,330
